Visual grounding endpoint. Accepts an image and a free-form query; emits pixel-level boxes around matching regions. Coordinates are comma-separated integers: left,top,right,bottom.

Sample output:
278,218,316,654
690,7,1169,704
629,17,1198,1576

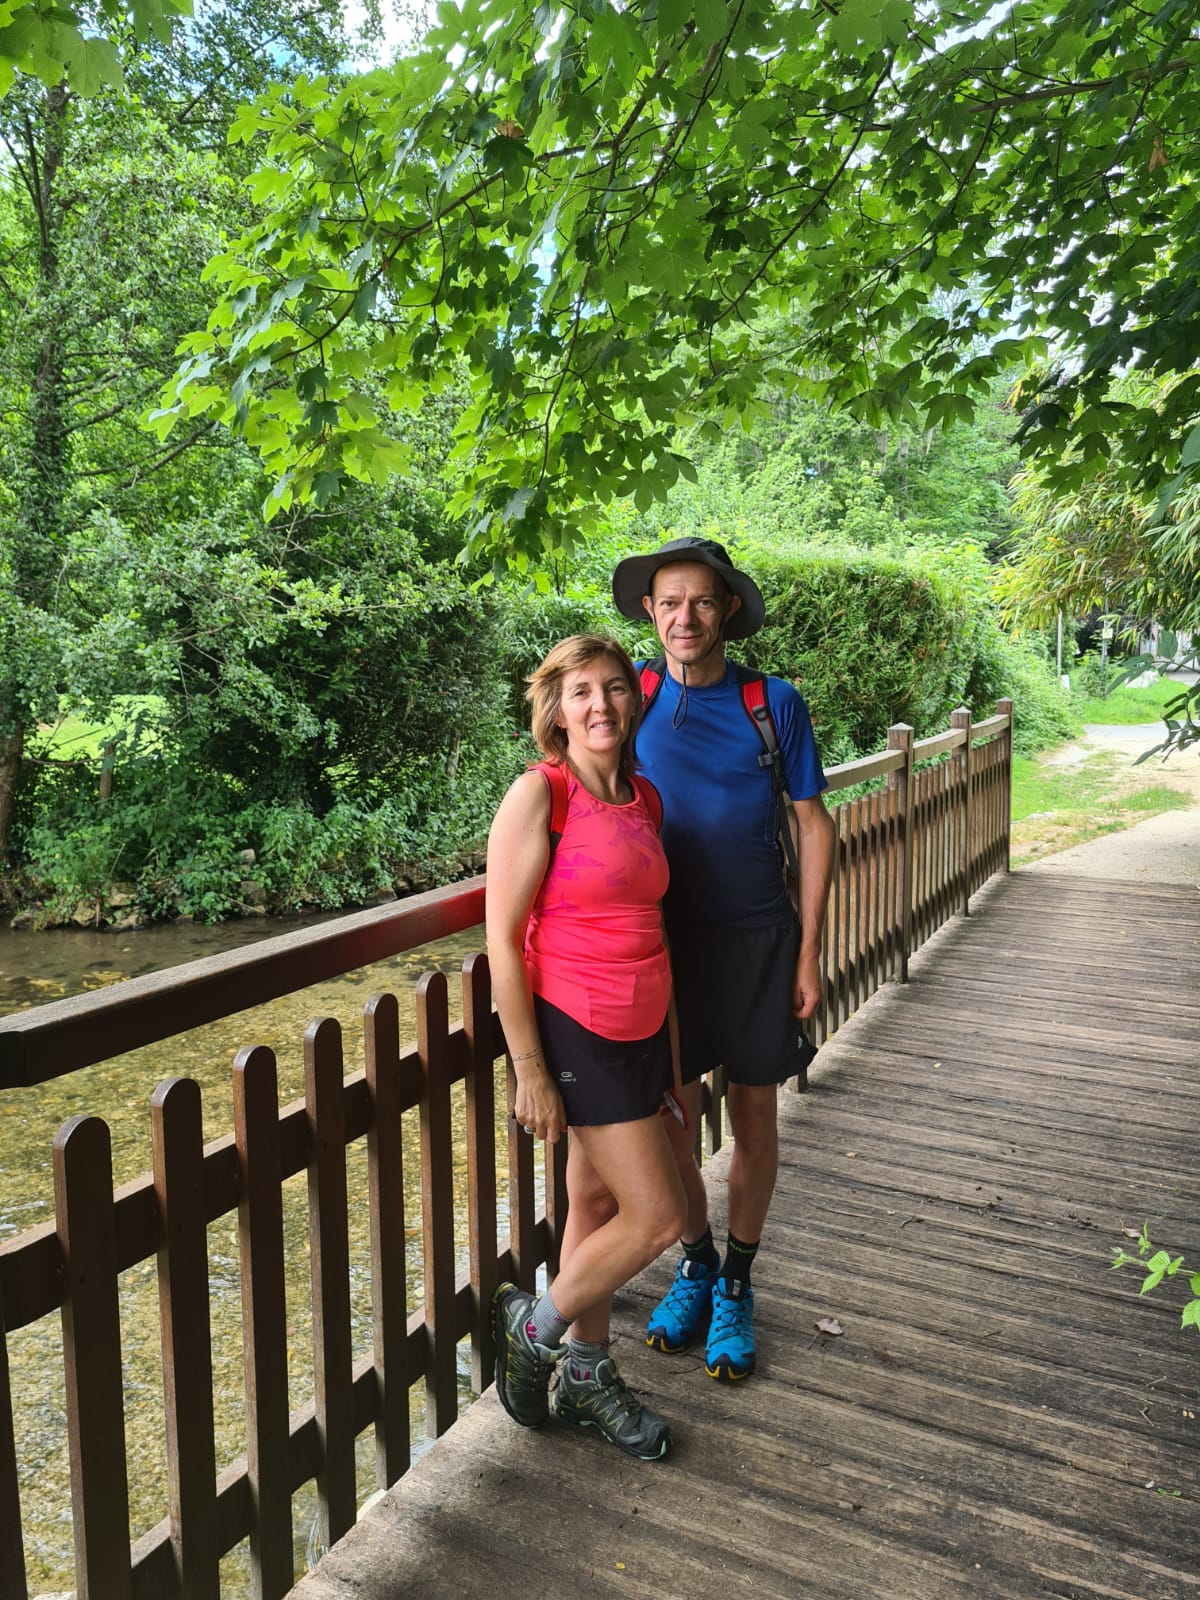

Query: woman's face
556,654,635,758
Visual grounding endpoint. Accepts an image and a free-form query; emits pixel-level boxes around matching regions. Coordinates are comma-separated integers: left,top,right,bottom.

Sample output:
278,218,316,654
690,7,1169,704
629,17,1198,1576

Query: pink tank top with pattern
524,766,671,1041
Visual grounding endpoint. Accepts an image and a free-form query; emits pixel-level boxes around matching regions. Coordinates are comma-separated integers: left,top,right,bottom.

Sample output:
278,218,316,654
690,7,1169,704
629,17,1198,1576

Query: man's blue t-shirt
635,661,827,932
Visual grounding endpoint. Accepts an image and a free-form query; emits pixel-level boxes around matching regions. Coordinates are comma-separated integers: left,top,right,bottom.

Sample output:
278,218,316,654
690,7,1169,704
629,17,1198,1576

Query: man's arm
792,793,836,1020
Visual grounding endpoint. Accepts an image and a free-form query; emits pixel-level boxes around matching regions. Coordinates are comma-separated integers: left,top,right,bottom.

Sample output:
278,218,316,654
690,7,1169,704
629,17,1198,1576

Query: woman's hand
513,1061,567,1144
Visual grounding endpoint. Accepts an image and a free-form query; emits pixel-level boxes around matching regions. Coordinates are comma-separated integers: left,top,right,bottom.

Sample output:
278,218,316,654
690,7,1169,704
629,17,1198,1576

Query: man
611,536,836,1381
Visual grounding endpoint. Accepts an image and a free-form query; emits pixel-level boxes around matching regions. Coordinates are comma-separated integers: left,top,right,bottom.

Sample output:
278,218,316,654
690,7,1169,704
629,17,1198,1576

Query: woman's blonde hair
525,634,641,777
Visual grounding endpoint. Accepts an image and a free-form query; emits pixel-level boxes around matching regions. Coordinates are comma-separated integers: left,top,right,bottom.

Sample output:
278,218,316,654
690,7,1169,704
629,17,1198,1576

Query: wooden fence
0,700,1012,1600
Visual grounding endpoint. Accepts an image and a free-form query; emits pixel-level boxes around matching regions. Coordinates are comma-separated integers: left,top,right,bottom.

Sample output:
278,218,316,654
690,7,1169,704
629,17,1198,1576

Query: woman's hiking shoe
705,1276,756,1381
645,1258,715,1353
492,1282,563,1427
551,1355,671,1460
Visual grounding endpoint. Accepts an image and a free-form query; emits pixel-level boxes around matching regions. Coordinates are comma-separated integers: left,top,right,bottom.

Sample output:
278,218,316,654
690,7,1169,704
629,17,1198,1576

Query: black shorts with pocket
669,916,817,1088
532,995,672,1126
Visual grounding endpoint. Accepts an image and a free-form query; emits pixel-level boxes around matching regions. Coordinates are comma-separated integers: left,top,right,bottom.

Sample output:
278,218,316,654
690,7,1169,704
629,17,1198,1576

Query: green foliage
0,0,191,99
730,544,1067,762
155,0,1200,560
1000,405,1200,637
15,719,520,921
1112,1224,1200,1339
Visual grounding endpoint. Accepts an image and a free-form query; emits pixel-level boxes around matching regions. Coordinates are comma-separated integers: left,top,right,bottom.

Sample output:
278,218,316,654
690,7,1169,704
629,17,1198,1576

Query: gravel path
1020,726,1200,888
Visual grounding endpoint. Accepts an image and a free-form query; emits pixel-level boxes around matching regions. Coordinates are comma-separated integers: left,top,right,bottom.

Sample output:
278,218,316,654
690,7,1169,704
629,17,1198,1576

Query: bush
738,546,993,759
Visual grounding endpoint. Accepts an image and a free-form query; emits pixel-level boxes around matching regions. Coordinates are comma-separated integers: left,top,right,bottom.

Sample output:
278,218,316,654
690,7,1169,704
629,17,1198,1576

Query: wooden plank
151,1077,220,1600
54,1115,133,1600
824,747,904,788
417,973,458,1437
364,992,412,1488
304,1018,357,1552
232,1046,294,1600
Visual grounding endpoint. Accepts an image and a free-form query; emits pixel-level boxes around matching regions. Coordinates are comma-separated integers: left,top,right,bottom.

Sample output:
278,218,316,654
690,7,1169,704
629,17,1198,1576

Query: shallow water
0,913,497,1596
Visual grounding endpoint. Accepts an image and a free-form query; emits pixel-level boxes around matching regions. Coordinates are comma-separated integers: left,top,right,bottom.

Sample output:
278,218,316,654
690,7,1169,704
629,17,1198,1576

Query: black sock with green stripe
721,1232,759,1289
681,1225,719,1279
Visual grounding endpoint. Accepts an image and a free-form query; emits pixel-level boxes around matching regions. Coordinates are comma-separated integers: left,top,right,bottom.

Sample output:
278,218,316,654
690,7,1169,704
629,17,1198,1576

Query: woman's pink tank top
524,766,671,1041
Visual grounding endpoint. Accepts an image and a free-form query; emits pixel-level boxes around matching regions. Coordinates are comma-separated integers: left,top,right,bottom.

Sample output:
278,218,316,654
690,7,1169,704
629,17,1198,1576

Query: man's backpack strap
735,668,801,880
639,657,667,714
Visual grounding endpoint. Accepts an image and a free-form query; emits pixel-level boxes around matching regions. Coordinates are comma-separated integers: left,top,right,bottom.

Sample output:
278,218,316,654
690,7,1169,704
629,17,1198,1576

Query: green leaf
351,280,379,322
61,30,123,94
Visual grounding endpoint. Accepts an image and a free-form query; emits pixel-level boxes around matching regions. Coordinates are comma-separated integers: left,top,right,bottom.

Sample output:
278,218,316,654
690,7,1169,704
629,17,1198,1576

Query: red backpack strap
735,667,800,879
736,667,783,792
638,657,667,715
531,761,570,854
632,774,664,832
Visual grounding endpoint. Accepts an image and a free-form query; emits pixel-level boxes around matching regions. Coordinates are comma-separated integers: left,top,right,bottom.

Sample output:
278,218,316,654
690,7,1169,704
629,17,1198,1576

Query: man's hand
792,948,823,1019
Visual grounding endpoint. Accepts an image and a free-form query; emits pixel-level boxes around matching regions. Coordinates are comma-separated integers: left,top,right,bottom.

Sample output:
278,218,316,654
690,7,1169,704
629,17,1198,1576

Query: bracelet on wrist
511,1048,542,1063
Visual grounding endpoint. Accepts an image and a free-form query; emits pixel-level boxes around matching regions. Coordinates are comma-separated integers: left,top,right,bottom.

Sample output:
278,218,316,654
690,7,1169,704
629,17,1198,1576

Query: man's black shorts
669,917,816,1088
532,995,673,1125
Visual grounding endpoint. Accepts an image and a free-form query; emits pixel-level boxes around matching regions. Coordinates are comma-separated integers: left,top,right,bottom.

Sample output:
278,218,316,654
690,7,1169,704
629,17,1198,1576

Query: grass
35,696,168,759
1070,676,1182,725
1011,747,1194,867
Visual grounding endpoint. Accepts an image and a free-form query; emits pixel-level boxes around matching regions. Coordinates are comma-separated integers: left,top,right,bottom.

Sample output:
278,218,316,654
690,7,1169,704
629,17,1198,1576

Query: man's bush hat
611,536,766,640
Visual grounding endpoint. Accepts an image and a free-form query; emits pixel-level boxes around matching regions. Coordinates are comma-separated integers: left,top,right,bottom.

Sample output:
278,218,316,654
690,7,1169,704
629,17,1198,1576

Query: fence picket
364,993,411,1488
304,1018,356,1553
0,1301,24,1600
462,955,499,1392
417,973,458,1438
232,1047,293,1600
151,1077,220,1600
54,1114,133,1600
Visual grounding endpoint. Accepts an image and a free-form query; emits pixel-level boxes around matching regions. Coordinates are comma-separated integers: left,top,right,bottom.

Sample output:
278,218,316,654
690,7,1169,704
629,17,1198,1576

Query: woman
486,634,686,1461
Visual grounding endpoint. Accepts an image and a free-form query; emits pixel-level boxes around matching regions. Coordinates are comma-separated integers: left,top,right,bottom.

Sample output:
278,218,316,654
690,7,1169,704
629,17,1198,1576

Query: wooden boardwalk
290,871,1200,1600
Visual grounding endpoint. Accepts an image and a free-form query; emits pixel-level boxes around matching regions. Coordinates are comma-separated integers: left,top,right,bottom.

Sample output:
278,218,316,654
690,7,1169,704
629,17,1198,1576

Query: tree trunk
22,83,71,586
0,726,24,864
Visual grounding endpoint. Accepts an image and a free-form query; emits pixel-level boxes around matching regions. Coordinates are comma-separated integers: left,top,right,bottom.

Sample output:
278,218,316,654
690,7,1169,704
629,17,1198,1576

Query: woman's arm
485,770,568,1143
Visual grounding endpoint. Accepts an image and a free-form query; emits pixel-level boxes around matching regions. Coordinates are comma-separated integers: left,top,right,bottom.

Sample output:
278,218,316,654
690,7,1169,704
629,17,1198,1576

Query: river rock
238,847,257,865
9,909,35,931
71,900,97,927
239,879,267,906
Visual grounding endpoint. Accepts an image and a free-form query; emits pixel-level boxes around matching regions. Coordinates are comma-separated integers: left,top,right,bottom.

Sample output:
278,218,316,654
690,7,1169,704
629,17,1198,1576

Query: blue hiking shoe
645,1258,716,1354
705,1276,756,1381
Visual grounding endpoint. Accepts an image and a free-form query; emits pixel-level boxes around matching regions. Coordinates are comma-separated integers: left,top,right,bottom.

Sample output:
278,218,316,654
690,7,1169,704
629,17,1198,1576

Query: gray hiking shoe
492,1282,563,1428
551,1355,671,1460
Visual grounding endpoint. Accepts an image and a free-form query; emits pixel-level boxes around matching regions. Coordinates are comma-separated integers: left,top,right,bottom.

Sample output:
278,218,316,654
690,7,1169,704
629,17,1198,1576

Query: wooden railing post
995,698,1014,871
54,1115,133,1600
887,723,915,983
950,707,972,917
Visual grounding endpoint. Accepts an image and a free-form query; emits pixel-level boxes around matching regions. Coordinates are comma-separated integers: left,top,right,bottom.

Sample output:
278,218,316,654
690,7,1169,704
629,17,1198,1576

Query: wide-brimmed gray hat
611,536,765,639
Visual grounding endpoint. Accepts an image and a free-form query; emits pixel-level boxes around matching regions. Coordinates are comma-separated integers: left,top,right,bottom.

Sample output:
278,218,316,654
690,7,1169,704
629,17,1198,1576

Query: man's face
642,561,740,667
